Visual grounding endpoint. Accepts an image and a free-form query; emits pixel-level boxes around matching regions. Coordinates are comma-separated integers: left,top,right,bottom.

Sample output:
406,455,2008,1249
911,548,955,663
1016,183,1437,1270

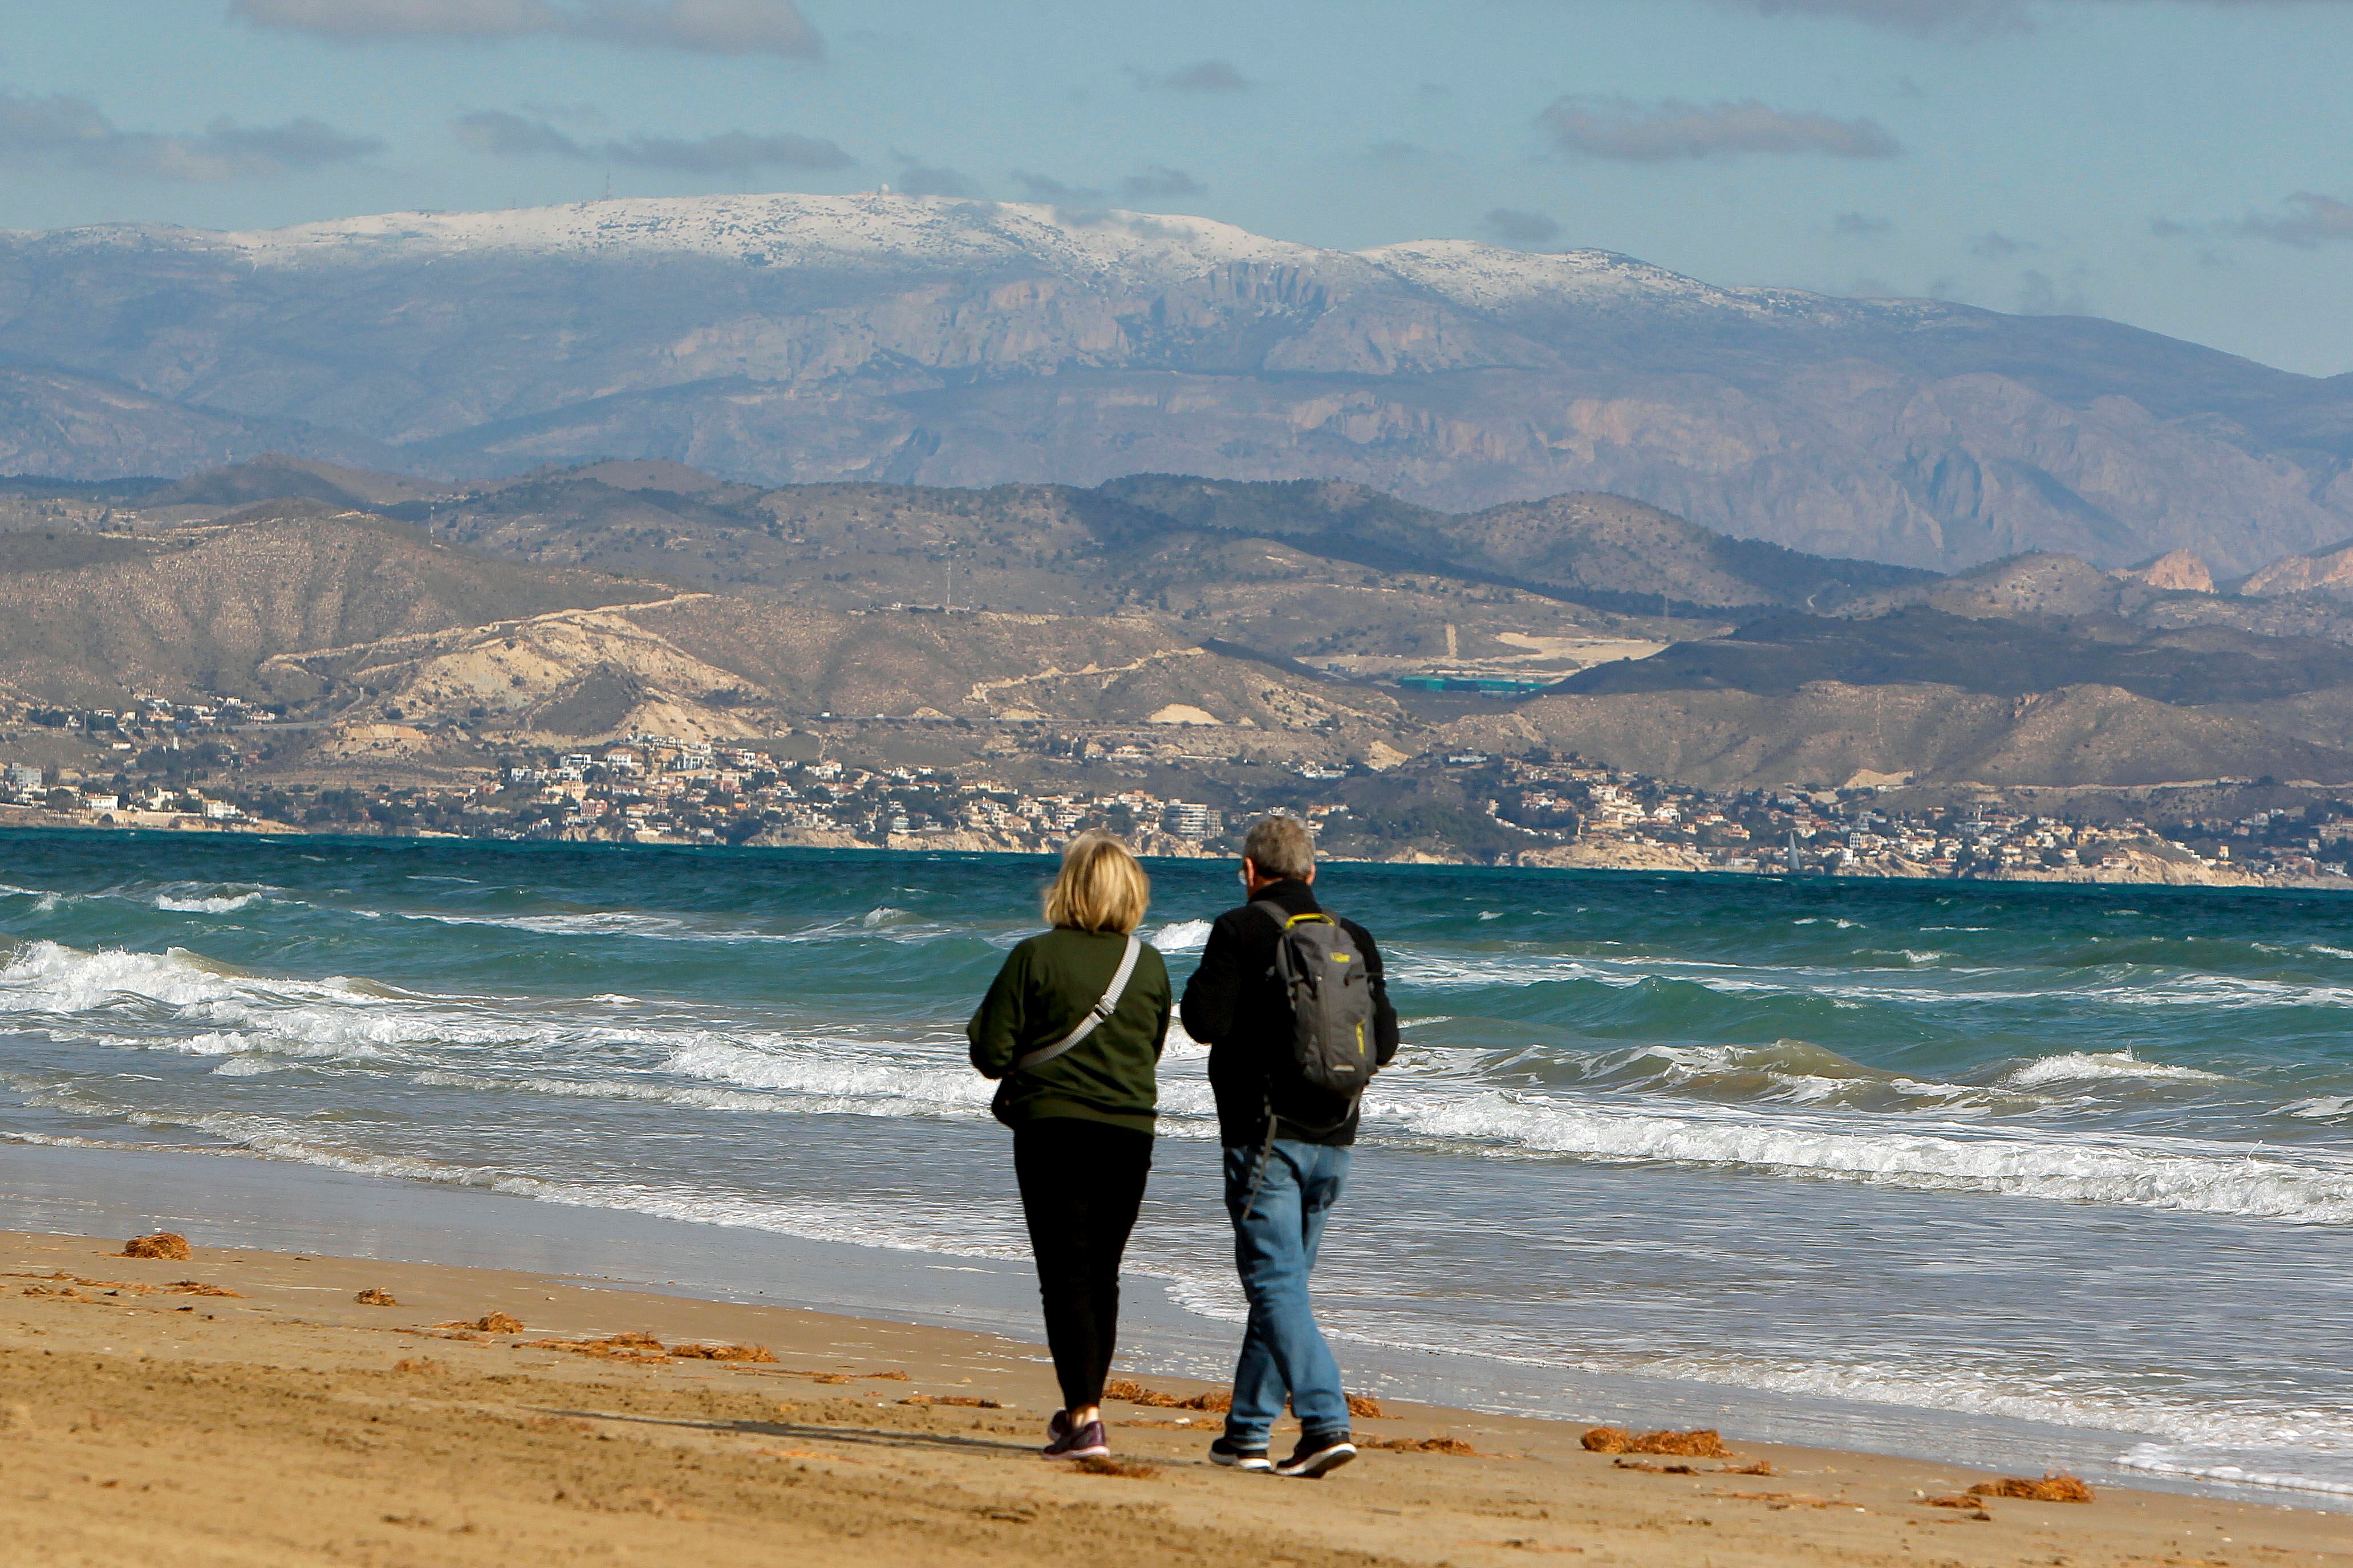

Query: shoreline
5,810,2350,892
7,1135,2350,1518
5,1221,2347,1568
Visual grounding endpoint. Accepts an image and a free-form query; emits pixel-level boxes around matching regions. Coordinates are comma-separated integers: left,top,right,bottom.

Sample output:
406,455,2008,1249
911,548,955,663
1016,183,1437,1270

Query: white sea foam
153,892,266,913
1391,943,2353,1013
1152,919,1212,952
662,1039,996,1113
0,940,538,1066
0,940,305,1014
210,1056,291,1077
407,909,703,939
2282,1096,2353,1122
1364,1091,2353,1224
2116,1443,2353,1498
76,1101,1042,1264
2001,1051,2228,1089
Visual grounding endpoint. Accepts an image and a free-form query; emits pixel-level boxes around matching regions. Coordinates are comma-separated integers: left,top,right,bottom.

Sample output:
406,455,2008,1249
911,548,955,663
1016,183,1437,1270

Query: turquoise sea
3,828,2350,1501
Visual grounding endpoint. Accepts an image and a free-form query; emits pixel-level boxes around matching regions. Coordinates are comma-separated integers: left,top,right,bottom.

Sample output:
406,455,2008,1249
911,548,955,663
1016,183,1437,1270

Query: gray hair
1242,814,1313,880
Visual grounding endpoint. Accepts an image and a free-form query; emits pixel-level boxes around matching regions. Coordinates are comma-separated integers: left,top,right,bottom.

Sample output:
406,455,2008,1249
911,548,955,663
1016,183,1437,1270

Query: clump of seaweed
900,1394,1003,1409
439,1311,524,1333
1101,1379,1231,1412
168,1281,241,1298
121,1233,190,1261
1970,1473,2094,1503
1582,1426,1734,1459
670,1342,778,1363
1345,1394,1388,1419
1361,1434,1477,1455
522,1332,673,1364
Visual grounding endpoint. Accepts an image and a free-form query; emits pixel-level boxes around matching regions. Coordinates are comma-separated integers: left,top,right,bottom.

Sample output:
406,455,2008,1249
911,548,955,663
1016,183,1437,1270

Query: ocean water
3,829,2351,1502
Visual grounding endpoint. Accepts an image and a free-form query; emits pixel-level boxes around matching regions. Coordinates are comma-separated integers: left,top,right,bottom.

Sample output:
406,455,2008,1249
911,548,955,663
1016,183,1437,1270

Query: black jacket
1179,878,1399,1147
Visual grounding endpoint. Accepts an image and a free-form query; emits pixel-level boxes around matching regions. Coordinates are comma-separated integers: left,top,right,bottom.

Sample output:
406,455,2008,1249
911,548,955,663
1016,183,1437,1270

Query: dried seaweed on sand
899,1394,1003,1409
1361,1435,1478,1455
1970,1473,2094,1503
1101,1378,1231,1412
521,1332,674,1364
354,1287,398,1306
1581,1426,1734,1458
120,1233,190,1261
668,1342,777,1363
437,1312,524,1333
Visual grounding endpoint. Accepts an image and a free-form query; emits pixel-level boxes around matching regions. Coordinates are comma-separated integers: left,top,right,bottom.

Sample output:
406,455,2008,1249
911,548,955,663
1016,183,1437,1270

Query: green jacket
967,927,1170,1134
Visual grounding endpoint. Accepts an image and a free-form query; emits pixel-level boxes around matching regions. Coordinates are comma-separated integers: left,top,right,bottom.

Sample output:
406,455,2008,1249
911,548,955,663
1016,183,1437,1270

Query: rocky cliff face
3,193,2348,573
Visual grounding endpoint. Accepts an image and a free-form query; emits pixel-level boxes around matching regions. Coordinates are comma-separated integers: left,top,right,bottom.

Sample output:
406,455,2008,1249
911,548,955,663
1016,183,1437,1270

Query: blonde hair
1045,831,1150,934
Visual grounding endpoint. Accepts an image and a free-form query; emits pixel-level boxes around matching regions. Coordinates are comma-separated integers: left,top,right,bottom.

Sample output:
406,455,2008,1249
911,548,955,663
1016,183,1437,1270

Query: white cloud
1121,164,1203,200
455,111,850,171
1833,210,1895,236
2237,192,2353,247
1539,96,1901,161
1125,60,1253,94
1702,0,2353,37
1482,208,1562,246
232,0,822,58
0,87,378,181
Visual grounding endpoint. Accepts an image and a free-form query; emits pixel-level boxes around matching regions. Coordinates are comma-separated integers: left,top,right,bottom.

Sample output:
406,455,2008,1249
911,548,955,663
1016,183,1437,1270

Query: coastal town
5,697,2349,887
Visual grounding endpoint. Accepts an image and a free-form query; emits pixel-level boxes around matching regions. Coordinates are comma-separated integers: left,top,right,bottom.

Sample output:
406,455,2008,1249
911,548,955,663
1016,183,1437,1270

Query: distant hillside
1561,607,2353,706
0,507,667,704
5,193,2350,572
1451,681,2353,791
13,457,2353,797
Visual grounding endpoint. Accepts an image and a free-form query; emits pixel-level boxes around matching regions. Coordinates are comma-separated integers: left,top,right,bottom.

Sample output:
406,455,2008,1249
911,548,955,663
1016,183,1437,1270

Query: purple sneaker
1041,1415,1110,1460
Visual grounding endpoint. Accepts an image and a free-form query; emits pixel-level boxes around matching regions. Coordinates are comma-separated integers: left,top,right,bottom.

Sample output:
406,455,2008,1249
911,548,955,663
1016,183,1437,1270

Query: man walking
1180,814,1398,1478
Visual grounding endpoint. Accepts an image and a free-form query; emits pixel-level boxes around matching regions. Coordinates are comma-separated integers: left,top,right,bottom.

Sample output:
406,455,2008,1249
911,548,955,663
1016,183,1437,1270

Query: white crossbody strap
1015,934,1141,1073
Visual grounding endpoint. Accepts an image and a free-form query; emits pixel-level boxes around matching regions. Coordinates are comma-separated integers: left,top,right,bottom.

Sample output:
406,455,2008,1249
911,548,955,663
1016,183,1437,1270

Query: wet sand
2,1228,2343,1567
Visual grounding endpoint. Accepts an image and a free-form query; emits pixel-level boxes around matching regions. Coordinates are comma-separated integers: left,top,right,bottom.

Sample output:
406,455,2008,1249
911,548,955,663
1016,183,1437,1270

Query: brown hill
140,454,445,512
1453,681,2353,790
2120,550,2216,594
2240,541,2353,600
0,506,671,705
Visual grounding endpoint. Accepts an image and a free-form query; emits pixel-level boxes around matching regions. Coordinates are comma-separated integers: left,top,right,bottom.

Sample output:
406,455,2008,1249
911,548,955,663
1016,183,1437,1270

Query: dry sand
1,1227,2343,1568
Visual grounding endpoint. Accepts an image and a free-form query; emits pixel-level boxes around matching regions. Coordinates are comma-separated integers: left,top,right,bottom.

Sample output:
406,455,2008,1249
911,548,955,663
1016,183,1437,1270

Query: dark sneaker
1042,1417,1110,1460
1274,1432,1357,1478
1209,1435,1272,1471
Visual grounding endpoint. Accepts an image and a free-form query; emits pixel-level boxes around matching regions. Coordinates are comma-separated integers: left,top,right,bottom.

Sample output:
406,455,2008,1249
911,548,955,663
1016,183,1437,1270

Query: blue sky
3,0,2349,375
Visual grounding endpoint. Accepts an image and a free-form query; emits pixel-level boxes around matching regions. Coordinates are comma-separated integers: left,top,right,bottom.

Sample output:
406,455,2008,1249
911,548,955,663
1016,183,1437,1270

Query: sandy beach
2,1227,2342,1568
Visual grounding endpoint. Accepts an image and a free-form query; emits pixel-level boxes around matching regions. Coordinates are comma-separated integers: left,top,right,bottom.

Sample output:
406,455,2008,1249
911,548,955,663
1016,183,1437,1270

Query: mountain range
5,193,2351,575
14,456,2353,805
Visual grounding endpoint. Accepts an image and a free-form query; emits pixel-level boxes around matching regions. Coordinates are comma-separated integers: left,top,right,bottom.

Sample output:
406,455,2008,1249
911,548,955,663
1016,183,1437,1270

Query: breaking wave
1365,1091,2353,1225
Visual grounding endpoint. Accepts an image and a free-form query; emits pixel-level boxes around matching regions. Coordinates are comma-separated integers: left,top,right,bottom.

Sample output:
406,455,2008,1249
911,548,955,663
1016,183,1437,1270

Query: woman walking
968,831,1171,1460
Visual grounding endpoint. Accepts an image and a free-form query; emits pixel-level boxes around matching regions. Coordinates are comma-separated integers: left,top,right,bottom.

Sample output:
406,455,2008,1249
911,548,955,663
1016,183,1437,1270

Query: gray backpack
1252,900,1378,1129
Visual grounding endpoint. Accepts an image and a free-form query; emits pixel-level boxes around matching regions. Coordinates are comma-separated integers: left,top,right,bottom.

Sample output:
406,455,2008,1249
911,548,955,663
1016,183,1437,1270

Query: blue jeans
1222,1139,1353,1445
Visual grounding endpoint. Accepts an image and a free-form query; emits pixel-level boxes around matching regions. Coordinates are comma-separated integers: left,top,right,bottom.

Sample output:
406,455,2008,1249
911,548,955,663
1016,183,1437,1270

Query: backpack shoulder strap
1013,934,1141,1073
1250,899,1332,933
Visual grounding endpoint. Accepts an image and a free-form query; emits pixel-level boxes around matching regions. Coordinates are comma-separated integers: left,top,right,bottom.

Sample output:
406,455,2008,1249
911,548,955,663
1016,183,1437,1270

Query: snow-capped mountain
3,192,2346,572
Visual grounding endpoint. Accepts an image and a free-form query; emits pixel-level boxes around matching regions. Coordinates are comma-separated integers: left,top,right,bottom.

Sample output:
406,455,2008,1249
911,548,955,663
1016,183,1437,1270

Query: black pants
1013,1118,1154,1413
